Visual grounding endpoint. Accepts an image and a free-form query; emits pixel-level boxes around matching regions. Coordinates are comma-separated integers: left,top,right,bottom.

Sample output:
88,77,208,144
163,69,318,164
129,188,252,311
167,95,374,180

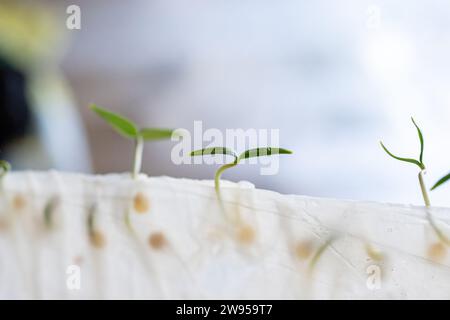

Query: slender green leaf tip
431,172,450,191
411,117,424,164
90,104,138,139
379,141,424,170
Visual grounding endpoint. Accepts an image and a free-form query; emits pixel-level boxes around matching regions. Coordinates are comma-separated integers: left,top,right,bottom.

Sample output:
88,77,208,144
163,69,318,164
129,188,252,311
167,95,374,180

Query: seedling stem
133,135,144,179
418,170,431,207
214,161,238,199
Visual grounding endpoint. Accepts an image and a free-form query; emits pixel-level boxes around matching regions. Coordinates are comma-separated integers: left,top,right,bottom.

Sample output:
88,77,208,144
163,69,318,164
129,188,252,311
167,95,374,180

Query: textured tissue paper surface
0,171,449,299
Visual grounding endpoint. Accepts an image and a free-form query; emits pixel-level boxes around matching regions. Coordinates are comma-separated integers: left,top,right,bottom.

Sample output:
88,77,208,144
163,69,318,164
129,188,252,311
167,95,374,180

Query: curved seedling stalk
190,147,292,201
308,236,337,272
90,104,174,179
380,117,430,206
431,172,450,191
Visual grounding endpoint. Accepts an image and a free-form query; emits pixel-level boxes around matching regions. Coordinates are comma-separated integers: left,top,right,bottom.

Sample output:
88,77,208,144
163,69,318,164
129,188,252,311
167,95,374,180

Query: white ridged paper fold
0,171,449,299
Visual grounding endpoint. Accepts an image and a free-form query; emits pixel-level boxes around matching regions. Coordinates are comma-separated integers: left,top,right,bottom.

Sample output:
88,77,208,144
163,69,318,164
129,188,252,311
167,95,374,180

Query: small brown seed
90,230,106,248
73,255,84,265
427,242,447,262
366,244,384,261
236,225,255,245
148,232,166,250
295,241,313,260
13,194,26,210
133,192,149,213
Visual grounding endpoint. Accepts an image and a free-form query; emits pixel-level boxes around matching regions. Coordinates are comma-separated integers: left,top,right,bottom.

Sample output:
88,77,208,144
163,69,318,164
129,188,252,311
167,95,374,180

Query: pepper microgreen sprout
189,147,293,200
380,117,430,206
431,172,450,191
90,104,174,179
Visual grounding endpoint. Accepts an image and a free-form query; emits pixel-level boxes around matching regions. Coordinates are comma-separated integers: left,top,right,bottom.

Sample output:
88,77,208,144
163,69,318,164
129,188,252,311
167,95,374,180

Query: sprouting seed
189,147,292,200
380,117,430,206
431,172,450,191
90,104,174,179
427,242,447,262
365,243,384,261
148,232,167,250
295,240,314,260
133,192,150,213
87,204,106,248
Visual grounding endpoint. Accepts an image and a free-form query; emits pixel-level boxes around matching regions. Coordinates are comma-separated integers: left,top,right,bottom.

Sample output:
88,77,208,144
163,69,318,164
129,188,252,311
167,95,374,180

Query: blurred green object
0,1,92,172
0,1,65,69
0,160,11,180
431,172,450,191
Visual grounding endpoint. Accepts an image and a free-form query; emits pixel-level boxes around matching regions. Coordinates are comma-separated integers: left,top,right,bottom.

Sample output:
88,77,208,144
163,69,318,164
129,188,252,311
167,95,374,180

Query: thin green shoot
431,172,450,191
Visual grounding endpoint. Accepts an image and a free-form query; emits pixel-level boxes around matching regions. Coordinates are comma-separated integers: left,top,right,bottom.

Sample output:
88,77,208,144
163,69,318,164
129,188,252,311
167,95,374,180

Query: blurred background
1,0,449,206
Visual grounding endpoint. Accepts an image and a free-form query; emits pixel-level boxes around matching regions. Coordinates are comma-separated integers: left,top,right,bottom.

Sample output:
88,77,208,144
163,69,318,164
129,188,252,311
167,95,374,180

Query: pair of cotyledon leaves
90,104,174,141
190,147,292,163
91,104,292,162
91,106,448,190
380,117,449,190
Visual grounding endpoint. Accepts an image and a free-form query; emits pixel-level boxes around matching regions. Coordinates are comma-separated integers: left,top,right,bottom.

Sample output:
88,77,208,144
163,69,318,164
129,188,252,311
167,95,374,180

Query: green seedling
431,172,450,191
90,104,174,179
189,147,292,200
380,117,430,206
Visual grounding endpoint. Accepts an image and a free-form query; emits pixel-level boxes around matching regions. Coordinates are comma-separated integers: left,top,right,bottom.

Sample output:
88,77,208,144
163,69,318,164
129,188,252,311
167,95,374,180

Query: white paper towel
0,171,449,299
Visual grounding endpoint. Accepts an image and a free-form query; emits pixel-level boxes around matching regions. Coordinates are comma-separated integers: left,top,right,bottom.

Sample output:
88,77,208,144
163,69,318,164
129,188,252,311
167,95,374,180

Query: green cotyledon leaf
379,141,424,170
139,128,174,141
238,147,293,162
190,147,237,159
411,117,424,165
90,104,138,139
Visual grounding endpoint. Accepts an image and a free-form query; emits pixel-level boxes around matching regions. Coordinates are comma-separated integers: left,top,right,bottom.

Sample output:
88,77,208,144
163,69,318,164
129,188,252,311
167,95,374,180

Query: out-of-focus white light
365,32,415,81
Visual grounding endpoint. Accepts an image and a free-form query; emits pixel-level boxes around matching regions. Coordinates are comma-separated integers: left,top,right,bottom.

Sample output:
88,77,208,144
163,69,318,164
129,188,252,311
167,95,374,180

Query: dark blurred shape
0,56,31,148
